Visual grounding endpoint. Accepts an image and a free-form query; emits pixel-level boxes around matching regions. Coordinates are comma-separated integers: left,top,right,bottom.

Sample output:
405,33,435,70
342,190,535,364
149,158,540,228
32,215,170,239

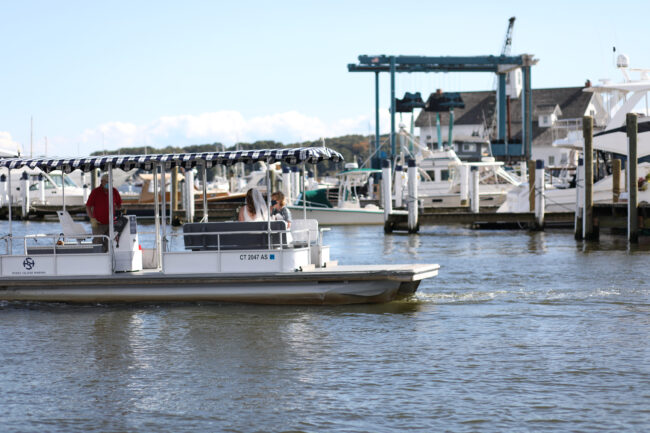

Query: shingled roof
415,86,594,146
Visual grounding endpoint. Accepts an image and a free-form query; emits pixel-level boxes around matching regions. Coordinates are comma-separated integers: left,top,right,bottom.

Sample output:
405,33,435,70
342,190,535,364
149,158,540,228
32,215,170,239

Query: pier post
0,174,6,207
574,158,584,240
627,113,639,243
583,116,596,240
394,164,403,208
527,160,535,212
20,171,29,219
291,166,300,204
382,159,392,219
38,174,45,204
171,166,179,214
612,158,621,203
185,169,195,223
534,159,545,229
407,159,419,233
282,166,291,203
519,161,527,183
470,166,479,213
270,168,278,194
82,172,89,203
459,165,469,206
91,169,98,191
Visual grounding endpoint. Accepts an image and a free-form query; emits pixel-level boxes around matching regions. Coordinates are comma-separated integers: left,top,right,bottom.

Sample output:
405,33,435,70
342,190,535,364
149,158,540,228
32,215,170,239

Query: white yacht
397,127,521,208
498,57,650,214
0,147,438,304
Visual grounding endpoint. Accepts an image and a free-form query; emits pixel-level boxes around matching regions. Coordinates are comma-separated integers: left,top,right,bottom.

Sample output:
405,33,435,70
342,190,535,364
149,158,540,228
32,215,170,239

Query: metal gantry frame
348,54,538,161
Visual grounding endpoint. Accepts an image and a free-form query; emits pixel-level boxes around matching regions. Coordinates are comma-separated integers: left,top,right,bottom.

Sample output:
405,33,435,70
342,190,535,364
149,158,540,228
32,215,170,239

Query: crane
501,17,516,56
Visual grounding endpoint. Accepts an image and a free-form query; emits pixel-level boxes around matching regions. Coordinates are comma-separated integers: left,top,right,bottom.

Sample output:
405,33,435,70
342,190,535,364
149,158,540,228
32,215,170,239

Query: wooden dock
384,207,575,232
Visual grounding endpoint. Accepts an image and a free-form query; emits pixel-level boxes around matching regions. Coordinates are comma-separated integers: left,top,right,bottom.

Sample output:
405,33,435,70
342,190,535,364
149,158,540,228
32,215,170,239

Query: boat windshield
49,173,78,188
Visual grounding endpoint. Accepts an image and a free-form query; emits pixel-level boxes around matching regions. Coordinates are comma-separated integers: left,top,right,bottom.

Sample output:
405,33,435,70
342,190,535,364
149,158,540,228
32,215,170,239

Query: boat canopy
0,146,344,173
593,120,650,158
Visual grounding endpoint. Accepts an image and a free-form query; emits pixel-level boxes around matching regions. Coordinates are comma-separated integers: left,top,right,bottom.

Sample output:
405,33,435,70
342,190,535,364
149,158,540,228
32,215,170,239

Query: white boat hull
0,264,439,305
288,206,384,225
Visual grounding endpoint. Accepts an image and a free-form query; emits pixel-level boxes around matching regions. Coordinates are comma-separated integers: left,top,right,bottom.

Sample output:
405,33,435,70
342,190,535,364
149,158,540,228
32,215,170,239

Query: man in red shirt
86,174,122,252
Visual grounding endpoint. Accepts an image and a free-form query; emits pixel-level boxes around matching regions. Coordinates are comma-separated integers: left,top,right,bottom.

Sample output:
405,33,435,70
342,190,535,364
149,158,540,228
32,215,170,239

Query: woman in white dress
238,188,269,222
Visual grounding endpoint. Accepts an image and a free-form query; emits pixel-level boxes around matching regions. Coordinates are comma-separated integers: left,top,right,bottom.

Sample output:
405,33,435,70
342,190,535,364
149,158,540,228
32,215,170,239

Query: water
1,221,649,432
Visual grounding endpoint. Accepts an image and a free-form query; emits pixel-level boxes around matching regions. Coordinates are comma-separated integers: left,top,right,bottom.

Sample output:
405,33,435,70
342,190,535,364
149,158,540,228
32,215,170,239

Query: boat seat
290,219,319,247
183,221,289,251
56,210,89,242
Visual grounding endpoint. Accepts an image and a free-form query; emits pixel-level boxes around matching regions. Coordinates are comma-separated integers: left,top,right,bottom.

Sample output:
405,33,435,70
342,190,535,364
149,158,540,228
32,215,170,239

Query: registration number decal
239,253,275,261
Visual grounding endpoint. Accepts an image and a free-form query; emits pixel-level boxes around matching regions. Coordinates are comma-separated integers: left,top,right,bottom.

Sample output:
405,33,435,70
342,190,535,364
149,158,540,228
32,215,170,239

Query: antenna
30,116,33,158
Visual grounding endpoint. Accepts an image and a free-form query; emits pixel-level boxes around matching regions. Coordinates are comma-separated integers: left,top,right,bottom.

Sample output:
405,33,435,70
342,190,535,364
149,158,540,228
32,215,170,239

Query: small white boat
289,165,384,225
0,147,438,304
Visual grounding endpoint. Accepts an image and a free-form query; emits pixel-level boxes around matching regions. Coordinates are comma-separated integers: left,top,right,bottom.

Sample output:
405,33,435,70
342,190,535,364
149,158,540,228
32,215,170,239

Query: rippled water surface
1,221,649,432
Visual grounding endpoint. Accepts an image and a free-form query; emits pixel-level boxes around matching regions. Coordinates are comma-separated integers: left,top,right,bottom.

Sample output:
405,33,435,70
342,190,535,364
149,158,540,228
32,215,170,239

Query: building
415,85,605,166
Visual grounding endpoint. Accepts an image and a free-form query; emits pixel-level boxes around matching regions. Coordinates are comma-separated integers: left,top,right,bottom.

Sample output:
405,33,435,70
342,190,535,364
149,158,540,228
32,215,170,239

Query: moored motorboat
0,147,438,304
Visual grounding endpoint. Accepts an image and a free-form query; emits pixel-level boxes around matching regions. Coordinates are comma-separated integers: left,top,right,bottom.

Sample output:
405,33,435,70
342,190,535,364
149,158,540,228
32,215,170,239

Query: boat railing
0,233,109,256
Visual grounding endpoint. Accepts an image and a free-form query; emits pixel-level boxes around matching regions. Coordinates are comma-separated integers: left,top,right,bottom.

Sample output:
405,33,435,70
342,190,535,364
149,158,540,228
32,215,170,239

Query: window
462,143,476,152
425,171,436,181
548,156,555,166
560,153,568,164
440,169,450,181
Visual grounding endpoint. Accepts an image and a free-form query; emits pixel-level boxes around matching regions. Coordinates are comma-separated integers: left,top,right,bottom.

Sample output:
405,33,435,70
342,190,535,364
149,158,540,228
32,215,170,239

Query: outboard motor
113,214,143,272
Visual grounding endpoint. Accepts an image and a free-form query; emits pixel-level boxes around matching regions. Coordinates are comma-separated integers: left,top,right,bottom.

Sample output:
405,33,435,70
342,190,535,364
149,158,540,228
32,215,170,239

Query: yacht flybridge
0,147,438,304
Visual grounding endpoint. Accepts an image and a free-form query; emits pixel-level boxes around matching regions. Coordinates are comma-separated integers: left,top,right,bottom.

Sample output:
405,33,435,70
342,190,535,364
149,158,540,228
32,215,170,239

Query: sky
0,0,648,157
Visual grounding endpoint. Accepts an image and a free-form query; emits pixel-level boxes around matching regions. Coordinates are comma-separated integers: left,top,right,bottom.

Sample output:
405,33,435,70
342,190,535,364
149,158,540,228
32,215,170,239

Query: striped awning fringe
0,147,343,172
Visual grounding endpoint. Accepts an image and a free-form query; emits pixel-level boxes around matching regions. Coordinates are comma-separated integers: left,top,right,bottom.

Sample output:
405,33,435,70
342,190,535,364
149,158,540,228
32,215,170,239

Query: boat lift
347,53,538,162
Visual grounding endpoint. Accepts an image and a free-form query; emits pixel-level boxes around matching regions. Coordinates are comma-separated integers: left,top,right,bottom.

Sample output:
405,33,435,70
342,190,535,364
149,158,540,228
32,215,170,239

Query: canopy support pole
153,163,161,270
107,163,115,271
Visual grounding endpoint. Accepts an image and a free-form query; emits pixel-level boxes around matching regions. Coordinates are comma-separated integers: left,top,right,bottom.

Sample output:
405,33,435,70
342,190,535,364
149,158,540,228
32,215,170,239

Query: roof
0,147,344,173
416,86,595,145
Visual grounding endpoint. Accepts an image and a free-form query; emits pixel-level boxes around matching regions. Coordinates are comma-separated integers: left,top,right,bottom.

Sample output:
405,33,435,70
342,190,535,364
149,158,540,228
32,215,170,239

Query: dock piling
0,174,5,207
407,159,419,233
470,166,479,213
20,171,29,219
627,113,639,243
394,164,404,208
534,159,545,229
574,158,584,240
612,158,621,203
527,160,536,212
583,116,597,240
459,165,469,206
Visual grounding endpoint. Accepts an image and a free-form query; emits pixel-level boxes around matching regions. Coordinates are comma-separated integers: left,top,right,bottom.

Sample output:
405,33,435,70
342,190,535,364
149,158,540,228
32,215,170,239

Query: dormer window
535,104,562,128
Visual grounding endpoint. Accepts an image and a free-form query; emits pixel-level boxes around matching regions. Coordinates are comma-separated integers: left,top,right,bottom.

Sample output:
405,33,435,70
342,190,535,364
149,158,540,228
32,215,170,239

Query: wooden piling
171,166,179,212
612,158,621,203
527,160,535,212
574,158,583,240
627,113,639,243
583,116,597,240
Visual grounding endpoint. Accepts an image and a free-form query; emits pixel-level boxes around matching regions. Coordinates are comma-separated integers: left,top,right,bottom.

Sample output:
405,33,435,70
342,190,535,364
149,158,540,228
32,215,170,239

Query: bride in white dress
238,188,269,222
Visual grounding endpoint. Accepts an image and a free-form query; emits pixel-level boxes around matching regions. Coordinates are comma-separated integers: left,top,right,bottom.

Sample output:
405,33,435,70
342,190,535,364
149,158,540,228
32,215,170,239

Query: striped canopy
0,147,344,172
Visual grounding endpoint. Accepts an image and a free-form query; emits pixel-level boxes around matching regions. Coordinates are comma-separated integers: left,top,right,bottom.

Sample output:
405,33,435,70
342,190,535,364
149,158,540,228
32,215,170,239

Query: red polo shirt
86,186,122,224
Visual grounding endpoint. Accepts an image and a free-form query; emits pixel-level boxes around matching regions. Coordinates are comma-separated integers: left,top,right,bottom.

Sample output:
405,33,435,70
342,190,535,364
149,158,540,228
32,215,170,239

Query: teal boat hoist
347,54,538,161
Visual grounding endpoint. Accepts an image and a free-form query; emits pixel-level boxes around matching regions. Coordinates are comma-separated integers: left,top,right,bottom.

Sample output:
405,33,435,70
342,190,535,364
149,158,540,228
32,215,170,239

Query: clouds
0,132,22,156
72,109,393,156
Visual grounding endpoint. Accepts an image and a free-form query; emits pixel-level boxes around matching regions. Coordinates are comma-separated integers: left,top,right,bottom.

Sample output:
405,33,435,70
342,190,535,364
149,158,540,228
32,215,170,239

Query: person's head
100,174,109,189
271,191,286,208
245,188,256,214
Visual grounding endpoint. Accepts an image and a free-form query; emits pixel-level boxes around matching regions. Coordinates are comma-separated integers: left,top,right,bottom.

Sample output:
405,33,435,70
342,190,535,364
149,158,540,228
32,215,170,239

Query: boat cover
0,147,343,172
